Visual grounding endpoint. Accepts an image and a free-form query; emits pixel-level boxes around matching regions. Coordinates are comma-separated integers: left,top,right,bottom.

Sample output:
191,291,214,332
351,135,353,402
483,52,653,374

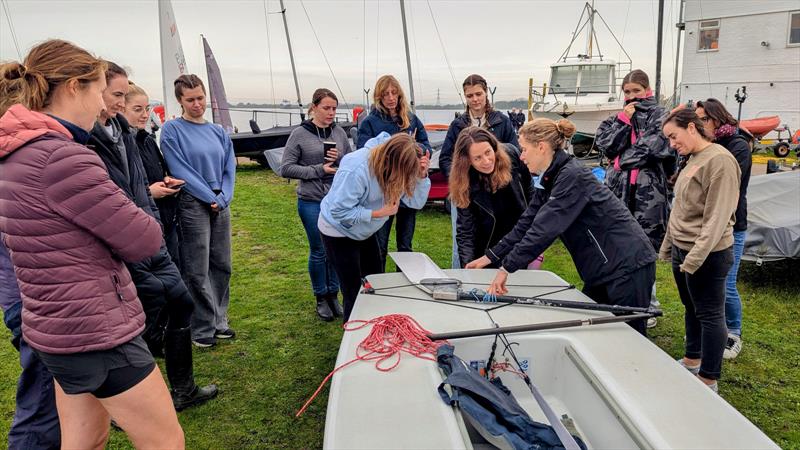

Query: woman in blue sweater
160,74,237,348
357,75,431,272
320,132,431,321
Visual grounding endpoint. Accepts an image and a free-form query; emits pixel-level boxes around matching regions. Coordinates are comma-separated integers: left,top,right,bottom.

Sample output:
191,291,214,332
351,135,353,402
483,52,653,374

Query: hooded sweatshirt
279,120,353,202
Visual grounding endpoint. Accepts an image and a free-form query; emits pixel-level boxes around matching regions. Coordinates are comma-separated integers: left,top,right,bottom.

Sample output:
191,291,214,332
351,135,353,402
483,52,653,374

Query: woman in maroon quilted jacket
0,40,184,448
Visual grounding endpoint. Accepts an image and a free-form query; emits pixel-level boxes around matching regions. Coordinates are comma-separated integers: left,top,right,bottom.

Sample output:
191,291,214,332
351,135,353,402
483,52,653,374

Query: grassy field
0,165,797,448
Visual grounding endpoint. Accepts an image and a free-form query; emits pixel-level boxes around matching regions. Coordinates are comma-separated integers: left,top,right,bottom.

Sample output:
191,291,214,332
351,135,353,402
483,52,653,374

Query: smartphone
323,141,338,167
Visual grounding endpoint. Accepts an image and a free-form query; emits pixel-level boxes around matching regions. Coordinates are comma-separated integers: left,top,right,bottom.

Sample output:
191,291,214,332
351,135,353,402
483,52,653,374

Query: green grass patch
0,165,796,448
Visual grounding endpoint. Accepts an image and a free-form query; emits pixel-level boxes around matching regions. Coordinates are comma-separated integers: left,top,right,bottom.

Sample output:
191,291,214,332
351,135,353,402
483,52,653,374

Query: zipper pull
112,274,125,301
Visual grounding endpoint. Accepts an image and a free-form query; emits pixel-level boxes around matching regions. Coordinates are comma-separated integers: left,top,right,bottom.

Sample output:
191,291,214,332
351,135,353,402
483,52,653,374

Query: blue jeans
298,199,339,296
3,303,61,450
725,231,746,336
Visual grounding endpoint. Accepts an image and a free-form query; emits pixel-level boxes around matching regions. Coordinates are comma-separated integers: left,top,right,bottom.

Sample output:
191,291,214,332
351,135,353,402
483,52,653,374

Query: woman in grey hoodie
280,89,352,321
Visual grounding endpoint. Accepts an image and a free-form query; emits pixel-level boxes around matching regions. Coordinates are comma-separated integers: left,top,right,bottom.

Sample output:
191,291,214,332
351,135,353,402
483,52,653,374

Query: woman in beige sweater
660,108,740,393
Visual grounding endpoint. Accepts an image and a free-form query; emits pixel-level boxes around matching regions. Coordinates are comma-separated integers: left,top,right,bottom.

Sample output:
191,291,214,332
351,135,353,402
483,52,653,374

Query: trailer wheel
773,142,790,158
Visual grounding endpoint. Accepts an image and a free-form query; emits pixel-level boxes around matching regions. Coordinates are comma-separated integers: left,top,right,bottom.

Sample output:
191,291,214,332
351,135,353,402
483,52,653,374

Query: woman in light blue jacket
320,132,431,321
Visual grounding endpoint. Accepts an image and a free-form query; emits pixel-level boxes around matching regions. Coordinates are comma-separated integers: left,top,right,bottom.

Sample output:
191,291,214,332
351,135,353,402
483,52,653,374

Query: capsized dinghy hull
323,260,777,449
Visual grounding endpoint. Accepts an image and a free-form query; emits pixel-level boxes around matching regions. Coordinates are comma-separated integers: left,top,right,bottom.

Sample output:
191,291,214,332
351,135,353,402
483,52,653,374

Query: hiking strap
525,376,582,450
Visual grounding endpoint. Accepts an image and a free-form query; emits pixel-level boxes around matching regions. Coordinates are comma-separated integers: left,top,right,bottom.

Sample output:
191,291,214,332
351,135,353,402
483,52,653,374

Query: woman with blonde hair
467,118,657,335
320,132,431,321
449,126,534,268
356,75,431,271
0,39,183,448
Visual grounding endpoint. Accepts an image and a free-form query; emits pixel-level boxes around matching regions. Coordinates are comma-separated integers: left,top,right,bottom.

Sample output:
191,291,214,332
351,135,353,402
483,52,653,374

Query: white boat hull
323,266,778,449
531,106,621,137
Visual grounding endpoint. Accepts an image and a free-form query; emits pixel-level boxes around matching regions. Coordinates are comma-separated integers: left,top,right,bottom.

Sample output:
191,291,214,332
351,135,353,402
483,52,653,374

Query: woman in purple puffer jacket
0,40,184,449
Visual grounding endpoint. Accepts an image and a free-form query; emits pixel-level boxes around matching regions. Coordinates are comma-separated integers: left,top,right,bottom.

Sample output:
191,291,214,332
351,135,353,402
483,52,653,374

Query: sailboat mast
586,0,595,58
279,0,303,114
158,3,168,117
655,0,665,101
673,0,685,106
399,0,416,112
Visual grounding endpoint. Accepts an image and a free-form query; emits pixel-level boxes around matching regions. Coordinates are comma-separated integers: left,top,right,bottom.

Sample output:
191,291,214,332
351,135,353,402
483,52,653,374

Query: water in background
228,108,467,132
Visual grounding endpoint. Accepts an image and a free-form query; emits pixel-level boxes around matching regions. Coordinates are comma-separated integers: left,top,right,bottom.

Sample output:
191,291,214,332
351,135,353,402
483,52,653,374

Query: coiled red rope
295,314,447,417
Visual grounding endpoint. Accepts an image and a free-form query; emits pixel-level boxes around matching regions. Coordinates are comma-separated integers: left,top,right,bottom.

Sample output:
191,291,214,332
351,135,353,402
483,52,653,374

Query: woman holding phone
280,88,352,321
123,82,185,265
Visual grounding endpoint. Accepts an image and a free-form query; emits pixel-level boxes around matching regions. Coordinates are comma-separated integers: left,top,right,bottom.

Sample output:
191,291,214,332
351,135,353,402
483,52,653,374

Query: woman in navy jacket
357,75,431,271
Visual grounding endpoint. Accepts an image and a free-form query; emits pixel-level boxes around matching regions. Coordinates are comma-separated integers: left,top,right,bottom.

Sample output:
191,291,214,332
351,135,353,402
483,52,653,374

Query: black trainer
215,328,236,339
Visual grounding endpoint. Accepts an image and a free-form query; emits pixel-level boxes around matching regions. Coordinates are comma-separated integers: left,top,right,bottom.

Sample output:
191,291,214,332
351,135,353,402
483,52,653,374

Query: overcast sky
1,0,684,106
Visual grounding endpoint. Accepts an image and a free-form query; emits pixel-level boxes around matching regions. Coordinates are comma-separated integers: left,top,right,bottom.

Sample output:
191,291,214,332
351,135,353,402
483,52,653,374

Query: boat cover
743,171,800,262
436,345,586,450
262,147,285,173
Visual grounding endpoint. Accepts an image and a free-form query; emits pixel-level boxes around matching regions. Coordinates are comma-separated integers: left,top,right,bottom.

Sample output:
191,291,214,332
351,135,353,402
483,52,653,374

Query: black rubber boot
316,295,334,322
165,327,219,411
326,293,343,318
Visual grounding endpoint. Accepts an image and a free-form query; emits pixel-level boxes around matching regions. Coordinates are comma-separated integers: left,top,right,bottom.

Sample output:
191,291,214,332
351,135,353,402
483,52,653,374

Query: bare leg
99,367,185,449
54,381,110,450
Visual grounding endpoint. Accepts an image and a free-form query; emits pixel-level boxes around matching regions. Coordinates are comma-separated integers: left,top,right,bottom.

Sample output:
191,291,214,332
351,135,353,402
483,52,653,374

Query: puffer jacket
456,144,532,267
440,110,519,178
595,97,675,251
0,105,162,354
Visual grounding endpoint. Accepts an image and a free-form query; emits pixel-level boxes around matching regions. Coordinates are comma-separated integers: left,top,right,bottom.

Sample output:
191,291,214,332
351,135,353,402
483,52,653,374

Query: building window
698,19,720,51
789,12,800,46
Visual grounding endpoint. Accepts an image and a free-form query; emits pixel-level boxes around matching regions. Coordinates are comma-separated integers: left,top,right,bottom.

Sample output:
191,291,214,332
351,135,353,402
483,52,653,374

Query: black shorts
35,335,155,398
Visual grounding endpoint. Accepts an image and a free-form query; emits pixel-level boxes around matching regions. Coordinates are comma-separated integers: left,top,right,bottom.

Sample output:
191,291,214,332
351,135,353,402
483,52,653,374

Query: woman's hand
623,102,637,119
487,270,509,295
150,181,178,199
418,154,430,178
322,162,338,174
465,256,491,269
371,201,399,218
325,147,339,164
164,176,185,189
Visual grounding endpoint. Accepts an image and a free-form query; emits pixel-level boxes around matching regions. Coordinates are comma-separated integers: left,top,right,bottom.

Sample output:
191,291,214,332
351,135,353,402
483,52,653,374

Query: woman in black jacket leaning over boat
467,118,657,335
123,82,185,267
695,98,752,360
280,88,353,321
449,126,536,268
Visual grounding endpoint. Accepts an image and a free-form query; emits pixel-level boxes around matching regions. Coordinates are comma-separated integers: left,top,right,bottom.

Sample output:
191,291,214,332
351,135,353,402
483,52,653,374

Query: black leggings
672,246,733,380
321,233,383,322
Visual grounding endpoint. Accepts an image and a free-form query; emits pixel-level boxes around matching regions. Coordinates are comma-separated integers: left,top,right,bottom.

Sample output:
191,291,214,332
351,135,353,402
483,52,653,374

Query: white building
679,0,800,137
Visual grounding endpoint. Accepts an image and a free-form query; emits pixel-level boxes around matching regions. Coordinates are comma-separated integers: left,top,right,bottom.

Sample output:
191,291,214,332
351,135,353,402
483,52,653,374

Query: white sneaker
723,334,742,360
647,317,658,329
